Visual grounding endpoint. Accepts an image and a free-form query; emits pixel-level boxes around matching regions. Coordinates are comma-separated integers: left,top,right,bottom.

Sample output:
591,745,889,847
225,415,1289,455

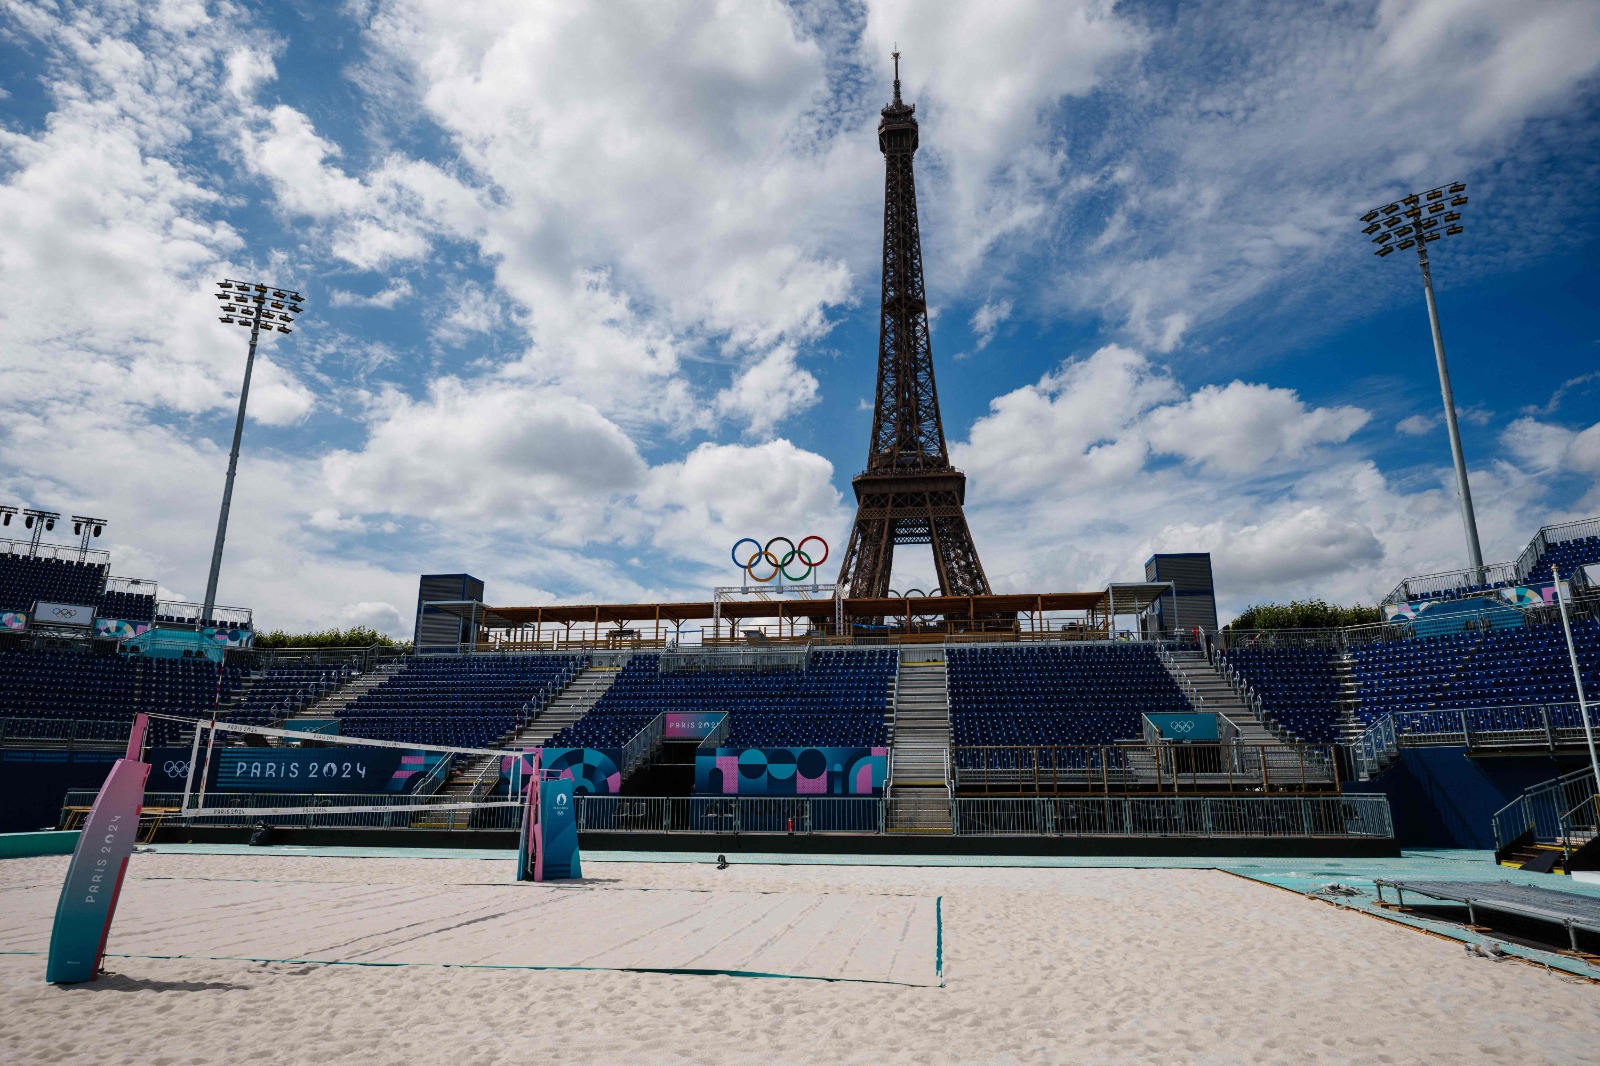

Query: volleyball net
154,715,530,825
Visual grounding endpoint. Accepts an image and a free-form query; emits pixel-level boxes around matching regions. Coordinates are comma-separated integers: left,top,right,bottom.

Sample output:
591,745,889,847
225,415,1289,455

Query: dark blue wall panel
1348,747,1585,848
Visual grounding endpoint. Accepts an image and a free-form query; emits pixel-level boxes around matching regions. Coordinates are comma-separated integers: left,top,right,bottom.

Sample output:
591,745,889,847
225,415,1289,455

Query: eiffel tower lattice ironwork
837,54,992,600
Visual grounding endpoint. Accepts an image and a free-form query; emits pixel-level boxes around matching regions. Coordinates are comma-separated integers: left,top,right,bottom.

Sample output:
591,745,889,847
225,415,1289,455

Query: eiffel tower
837,54,992,599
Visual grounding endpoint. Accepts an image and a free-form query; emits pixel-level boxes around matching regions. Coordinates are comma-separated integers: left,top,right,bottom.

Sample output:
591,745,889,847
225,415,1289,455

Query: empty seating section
1540,535,1600,583
337,655,583,748
96,588,156,621
948,645,1191,766
0,648,241,744
543,650,896,750
1351,620,1600,735
1220,647,1342,743
237,661,355,722
0,554,107,612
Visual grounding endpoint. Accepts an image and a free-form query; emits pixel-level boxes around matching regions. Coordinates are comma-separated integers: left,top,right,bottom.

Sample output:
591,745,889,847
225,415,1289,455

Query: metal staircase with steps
886,649,953,833
415,658,622,827
1157,648,1336,786
286,661,405,726
436,659,621,795
1332,653,1366,743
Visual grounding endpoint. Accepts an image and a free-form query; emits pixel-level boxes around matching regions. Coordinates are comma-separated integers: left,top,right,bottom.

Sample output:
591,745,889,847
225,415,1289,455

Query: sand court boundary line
0,949,939,987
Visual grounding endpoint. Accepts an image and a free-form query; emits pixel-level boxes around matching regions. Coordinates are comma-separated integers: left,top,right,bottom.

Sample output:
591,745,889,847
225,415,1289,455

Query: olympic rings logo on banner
731,536,829,583
163,760,191,777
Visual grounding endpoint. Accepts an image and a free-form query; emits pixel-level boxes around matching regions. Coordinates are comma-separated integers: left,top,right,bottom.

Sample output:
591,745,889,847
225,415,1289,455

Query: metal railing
3,716,136,745
1153,642,1205,710
1492,768,1600,854
0,535,111,566
578,795,884,834
1382,515,1600,605
953,794,1393,837
1349,715,1398,779
620,712,666,775
1382,703,1594,748
952,743,1338,794
61,788,1393,839
408,754,455,797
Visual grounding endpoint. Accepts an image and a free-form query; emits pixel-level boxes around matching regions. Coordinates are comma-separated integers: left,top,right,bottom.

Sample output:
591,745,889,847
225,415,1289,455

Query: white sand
1,851,1596,1065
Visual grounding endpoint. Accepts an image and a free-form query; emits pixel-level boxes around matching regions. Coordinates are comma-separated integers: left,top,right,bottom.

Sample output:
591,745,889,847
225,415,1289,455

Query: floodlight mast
203,279,304,623
1361,182,1483,581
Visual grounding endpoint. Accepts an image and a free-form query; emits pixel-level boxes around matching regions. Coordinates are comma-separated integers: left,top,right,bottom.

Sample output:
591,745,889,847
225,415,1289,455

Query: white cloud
955,345,1366,498
1142,381,1369,476
1397,414,1436,436
969,297,1013,351
941,345,1582,615
1052,0,1600,351
328,278,415,309
862,0,1145,271
323,379,649,541
1503,416,1600,477
641,440,848,574
714,345,821,436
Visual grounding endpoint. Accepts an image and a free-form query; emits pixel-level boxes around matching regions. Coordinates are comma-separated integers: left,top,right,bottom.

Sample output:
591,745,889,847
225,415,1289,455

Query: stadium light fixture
1360,181,1484,580
203,278,306,623
21,509,61,556
71,515,109,560
0,505,14,527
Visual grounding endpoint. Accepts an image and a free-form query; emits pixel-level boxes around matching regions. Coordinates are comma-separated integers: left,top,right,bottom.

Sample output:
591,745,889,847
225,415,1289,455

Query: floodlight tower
71,516,108,561
22,509,60,556
1360,182,1482,579
203,279,304,622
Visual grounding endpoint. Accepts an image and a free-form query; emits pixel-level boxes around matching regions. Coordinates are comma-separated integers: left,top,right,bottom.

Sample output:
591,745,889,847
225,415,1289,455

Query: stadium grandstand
3,509,1599,857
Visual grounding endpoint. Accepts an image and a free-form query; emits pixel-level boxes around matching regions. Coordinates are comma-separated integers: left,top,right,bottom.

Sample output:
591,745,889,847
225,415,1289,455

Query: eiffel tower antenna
836,54,993,600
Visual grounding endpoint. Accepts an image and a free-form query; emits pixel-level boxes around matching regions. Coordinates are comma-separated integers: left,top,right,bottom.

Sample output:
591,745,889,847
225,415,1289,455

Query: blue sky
1,0,1597,635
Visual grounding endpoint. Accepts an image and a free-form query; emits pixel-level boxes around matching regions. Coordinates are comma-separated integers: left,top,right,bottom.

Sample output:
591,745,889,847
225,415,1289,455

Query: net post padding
166,716,524,821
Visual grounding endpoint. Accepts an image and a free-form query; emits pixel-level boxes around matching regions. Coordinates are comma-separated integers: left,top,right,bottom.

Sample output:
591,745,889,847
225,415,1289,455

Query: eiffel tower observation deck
837,54,993,600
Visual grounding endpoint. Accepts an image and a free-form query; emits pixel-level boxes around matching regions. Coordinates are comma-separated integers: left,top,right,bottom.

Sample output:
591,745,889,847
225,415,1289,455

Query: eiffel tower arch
837,54,992,600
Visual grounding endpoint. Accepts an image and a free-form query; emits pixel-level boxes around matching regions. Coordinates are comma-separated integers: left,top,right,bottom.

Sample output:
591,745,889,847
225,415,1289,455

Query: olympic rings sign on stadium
731,536,829,583
163,760,191,778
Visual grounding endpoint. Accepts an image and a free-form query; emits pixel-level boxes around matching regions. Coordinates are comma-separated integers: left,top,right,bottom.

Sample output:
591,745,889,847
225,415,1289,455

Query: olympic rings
732,535,829,583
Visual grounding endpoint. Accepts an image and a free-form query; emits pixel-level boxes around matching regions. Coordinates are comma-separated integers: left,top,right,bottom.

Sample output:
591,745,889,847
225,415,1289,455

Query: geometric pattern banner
94,617,150,641
541,748,623,795
695,747,888,796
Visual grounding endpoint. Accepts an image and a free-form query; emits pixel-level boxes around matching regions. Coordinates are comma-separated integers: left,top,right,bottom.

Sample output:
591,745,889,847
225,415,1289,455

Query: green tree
252,626,411,650
1227,599,1381,631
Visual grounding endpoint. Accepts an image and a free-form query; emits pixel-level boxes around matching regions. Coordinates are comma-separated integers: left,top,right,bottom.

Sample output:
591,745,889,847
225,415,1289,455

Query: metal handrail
1153,643,1204,710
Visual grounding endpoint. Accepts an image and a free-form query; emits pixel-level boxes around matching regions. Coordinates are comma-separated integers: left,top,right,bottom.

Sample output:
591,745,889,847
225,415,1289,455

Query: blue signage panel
539,778,581,880
212,747,406,791
1146,712,1219,742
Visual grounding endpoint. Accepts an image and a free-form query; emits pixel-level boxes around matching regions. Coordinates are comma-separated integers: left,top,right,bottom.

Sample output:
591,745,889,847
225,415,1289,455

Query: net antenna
165,715,528,825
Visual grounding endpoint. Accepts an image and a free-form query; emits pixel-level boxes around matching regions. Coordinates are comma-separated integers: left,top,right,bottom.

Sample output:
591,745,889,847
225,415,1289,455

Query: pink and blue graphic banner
695,747,888,796
45,756,149,983
0,611,26,632
538,748,623,794
95,618,151,641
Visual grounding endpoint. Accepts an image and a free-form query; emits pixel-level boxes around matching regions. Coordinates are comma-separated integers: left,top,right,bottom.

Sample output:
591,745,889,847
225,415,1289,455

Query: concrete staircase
886,649,953,833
